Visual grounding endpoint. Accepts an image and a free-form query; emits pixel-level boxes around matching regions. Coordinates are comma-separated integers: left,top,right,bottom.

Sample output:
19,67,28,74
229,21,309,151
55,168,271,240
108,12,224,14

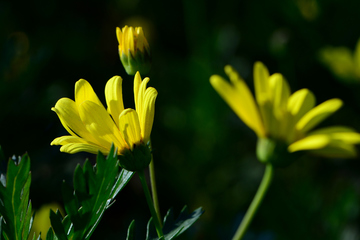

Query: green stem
138,170,164,238
232,164,274,240
149,153,162,227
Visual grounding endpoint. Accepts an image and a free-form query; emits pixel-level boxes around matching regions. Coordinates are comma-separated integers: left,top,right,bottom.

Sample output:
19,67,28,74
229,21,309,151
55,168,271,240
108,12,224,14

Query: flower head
116,25,151,75
51,72,157,171
210,62,360,165
319,38,360,82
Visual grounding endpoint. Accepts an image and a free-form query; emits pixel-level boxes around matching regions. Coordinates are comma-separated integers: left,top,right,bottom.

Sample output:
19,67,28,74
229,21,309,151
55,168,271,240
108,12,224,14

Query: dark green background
1,0,360,239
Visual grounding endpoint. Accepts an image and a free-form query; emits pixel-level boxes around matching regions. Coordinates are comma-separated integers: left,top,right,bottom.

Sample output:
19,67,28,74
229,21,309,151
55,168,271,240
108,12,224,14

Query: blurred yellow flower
319,38,360,82
31,203,63,238
210,62,360,163
51,72,157,159
117,25,151,75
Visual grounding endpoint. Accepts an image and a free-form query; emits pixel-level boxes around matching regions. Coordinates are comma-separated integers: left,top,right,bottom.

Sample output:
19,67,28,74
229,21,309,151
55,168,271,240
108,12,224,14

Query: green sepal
146,206,204,240
256,138,302,167
118,143,152,172
120,48,151,75
126,220,136,240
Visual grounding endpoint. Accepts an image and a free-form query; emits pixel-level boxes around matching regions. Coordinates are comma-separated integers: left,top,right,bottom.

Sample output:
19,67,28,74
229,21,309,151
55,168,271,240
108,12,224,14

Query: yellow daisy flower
319,38,360,82
210,62,360,165
51,72,157,169
116,25,151,75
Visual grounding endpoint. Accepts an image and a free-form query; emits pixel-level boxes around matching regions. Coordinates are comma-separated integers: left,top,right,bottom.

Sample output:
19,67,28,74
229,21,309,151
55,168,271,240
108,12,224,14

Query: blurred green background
1,0,360,239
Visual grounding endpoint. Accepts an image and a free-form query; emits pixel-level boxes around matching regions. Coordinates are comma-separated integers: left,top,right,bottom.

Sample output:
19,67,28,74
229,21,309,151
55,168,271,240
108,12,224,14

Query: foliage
0,146,33,240
48,145,134,239
126,206,204,240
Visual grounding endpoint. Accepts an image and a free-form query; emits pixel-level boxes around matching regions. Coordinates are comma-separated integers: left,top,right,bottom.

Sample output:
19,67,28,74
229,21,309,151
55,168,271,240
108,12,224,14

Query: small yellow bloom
51,72,157,170
319,38,360,82
210,62,360,164
116,25,151,75
31,203,64,237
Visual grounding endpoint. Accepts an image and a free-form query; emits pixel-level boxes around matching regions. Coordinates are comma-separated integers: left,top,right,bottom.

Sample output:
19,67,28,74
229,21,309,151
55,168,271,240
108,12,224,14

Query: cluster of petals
116,25,150,57
210,62,360,158
51,72,157,155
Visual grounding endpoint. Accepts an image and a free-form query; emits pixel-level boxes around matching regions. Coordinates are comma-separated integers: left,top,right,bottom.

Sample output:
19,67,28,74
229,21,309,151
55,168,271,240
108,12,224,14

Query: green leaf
45,226,59,240
146,206,204,240
51,145,134,239
126,220,136,240
0,151,33,240
49,210,67,240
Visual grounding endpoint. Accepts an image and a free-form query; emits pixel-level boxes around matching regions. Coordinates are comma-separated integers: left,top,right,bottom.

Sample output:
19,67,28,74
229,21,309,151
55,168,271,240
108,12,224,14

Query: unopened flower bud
116,26,151,75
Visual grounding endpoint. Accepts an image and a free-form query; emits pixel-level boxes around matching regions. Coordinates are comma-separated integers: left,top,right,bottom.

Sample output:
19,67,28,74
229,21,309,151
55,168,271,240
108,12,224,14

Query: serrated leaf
109,168,133,202
45,226,59,240
0,152,33,240
49,210,67,240
51,145,134,239
146,206,204,240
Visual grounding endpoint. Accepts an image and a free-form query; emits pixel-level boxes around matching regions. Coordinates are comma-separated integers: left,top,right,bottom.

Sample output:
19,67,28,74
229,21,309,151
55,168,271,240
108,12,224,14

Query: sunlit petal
268,73,290,138
210,73,266,138
60,143,109,155
119,109,141,149
75,79,103,108
105,76,124,127
141,87,158,143
288,135,330,152
308,126,360,144
254,61,270,105
79,100,126,150
52,98,101,144
308,142,357,158
296,98,343,133
288,89,315,121
134,72,142,111
136,76,150,119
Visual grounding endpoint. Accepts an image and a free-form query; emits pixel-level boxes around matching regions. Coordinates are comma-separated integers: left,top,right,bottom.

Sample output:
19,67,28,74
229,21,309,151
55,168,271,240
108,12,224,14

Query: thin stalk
232,164,274,240
138,170,164,238
149,154,162,226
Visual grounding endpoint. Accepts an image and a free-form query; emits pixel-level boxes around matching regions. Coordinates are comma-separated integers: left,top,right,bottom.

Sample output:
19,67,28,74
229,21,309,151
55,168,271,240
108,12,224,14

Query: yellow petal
136,27,149,51
289,126,360,158
119,109,141,149
51,136,88,145
52,98,102,144
105,76,124,127
116,27,122,46
136,76,150,119
133,72,142,111
60,143,110,155
253,61,270,105
75,79,103,108
141,87,158,143
296,98,343,133
79,100,126,150
308,142,357,158
128,26,135,55
122,26,129,54
51,136,109,154
210,72,266,138
288,135,330,152
308,126,360,144
269,73,290,113
287,88,315,122
268,73,290,138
